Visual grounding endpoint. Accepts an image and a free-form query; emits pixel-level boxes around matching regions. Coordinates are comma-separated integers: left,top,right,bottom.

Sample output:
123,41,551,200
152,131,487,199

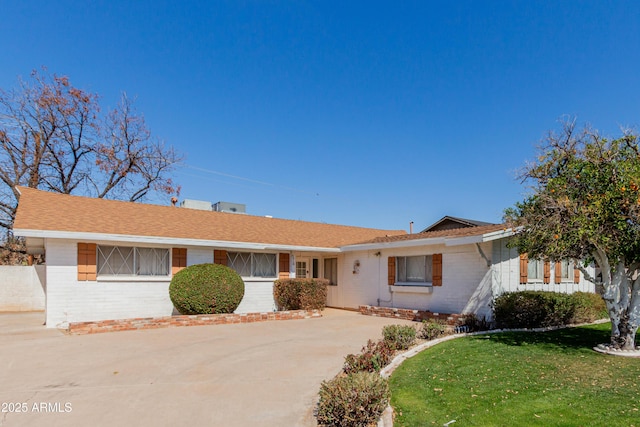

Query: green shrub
493,291,607,329
382,324,417,350
568,292,608,323
419,319,448,340
317,372,389,427
273,278,328,311
343,339,395,374
169,263,244,315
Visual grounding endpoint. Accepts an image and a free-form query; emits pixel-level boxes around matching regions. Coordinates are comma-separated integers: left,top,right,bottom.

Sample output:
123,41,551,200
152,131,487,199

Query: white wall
337,239,598,320
0,265,46,311
386,242,493,315
43,242,291,326
491,239,596,294
336,242,494,315
235,279,277,313
45,239,174,327
334,241,497,318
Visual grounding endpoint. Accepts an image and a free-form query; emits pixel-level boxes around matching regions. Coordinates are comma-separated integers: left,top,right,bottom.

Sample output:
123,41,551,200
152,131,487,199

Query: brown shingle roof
353,223,508,245
13,187,406,248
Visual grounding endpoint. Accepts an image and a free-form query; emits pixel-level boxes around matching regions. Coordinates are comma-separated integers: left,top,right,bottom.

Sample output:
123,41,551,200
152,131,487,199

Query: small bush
343,339,395,374
317,372,390,427
419,319,448,340
169,263,244,315
493,291,608,329
382,324,417,350
273,278,328,311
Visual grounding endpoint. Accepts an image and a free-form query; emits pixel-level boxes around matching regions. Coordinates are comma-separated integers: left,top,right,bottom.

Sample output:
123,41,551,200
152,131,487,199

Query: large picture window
396,255,433,284
97,246,170,276
227,252,277,278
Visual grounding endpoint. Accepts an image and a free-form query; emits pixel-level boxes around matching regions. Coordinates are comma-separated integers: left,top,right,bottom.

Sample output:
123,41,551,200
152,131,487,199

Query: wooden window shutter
554,262,562,284
432,254,443,286
172,248,187,275
519,253,528,284
574,266,581,284
77,243,97,281
387,257,396,286
543,261,551,284
279,253,290,279
214,249,227,265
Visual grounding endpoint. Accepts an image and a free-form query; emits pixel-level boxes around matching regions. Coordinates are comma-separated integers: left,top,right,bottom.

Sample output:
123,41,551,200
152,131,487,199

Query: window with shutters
558,260,576,282
527,258,545,281
520,254,580,284
396,255,433,285
227,252,277,278
388,254,442,289
97,246,170,277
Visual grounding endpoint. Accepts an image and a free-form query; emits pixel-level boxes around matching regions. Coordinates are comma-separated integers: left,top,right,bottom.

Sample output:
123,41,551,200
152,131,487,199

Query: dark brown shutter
543,261,551,284
279,253,290,279
432,254,443,286
554,262,562,284
519,253,528,284
78,243,97,281
387,257,396,286
214,249,227,265
172,248,187,275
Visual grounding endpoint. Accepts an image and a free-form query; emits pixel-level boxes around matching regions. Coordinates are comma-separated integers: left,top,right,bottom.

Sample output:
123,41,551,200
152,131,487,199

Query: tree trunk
612,314,637,350
602,262,639,350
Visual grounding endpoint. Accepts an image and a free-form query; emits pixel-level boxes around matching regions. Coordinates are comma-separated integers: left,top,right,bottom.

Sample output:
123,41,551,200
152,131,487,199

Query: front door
296,258,309,278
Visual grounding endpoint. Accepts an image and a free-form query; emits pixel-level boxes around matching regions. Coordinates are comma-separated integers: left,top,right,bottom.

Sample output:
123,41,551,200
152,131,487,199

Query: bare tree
0,69,181,261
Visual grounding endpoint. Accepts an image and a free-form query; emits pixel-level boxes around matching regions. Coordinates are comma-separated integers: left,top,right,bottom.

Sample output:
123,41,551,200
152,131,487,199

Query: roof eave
340,228,514,252
12,229,341,253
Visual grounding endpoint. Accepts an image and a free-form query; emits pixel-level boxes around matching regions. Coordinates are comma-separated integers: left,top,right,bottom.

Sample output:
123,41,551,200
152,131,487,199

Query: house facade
12,187,596,328
333,225,595,319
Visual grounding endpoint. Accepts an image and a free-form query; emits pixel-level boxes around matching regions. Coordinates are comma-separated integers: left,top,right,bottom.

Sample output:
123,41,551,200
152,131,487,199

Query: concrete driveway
0,309,414,427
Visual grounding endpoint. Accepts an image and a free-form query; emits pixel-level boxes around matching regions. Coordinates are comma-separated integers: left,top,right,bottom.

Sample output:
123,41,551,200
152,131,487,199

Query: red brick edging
358,305,461,325
65,309,322,335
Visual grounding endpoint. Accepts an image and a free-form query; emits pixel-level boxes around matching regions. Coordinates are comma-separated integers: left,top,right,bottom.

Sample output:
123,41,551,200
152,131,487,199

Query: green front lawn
389,323,640,427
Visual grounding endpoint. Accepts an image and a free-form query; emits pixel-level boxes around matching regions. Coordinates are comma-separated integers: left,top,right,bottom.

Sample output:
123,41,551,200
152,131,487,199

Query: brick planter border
65,309,322,335
358,305,461,325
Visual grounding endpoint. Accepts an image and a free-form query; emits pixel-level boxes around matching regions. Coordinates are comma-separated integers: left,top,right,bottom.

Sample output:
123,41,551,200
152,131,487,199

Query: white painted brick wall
234,280,277,313
339,251,381,308
0,265,46,311
381,243,493,314
45,239,174,327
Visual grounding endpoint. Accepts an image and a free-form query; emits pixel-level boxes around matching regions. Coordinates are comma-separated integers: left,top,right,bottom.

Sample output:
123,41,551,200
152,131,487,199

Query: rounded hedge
169,263,245,315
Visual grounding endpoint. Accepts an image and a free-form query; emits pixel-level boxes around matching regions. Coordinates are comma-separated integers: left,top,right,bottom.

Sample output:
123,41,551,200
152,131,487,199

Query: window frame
395,255,433,286
527,258,545,282
96,245,170,278
558,260,574,282
226,251,277,278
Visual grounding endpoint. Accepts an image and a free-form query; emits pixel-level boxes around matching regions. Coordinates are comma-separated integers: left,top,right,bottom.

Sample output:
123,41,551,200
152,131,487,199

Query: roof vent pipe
409,221,414,234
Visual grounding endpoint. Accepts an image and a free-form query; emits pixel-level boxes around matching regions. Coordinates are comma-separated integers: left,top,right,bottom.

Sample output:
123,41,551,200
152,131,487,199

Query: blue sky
2,1,640,231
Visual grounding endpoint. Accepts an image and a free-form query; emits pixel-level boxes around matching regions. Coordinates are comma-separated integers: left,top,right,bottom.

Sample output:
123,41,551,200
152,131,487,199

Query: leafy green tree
505,119,640,350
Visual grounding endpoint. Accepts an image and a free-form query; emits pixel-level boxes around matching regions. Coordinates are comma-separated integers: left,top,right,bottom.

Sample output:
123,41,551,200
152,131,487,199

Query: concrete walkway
0,310,414,427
